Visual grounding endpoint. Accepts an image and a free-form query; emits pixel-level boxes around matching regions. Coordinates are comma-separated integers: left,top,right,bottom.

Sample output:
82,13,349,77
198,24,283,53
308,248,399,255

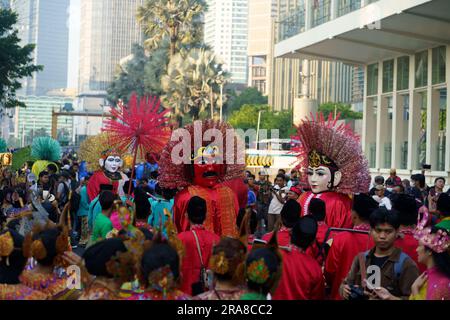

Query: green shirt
91,213,113,243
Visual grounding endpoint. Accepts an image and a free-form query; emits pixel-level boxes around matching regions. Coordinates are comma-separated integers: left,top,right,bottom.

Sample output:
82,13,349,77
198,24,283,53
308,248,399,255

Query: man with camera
340,207,419,300
267,173,289,232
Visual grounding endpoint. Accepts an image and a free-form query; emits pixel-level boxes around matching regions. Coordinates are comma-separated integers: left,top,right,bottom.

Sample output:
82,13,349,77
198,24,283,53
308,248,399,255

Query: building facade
274,0,450,182
204,0,248,84
247,0,277,95
78,0,144,97
13,96,74,148
270,0,354,111
10,0,70,95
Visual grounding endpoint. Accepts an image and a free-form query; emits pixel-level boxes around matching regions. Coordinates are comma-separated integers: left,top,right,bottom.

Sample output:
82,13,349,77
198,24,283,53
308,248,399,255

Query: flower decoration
209,251,229,275
247,258,270,284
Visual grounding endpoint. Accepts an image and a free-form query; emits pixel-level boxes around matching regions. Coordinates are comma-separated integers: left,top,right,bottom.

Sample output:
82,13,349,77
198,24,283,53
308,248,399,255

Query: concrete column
361,0,368,7
331,0,338,19
392,93,404,169
445,45,450,172
407,54,421,170
426,48,440,169
362,64,369,154
376,61,385,169
305,0,312,30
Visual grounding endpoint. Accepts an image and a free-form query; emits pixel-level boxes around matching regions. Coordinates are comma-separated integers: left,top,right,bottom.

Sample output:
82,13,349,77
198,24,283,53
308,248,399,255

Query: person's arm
339,255,360,299
272,188,286,204
398,259,421,299
56,183,63,200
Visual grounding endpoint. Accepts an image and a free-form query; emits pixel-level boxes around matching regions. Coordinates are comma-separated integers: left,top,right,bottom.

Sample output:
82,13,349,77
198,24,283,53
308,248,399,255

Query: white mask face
104,156,122,173
307,166,342,193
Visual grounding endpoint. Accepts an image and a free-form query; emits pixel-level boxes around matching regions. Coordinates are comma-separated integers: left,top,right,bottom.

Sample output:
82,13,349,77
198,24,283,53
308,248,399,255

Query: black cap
437,193,450,215
280,199,301,228
352,193,379,221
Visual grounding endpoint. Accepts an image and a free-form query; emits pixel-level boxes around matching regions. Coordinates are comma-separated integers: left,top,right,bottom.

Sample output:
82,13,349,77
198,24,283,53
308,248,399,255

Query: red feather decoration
103,93,171,157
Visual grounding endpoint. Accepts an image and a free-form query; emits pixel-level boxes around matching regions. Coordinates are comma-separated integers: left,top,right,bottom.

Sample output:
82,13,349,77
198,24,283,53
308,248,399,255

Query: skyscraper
247,0,277,95
1,0,9,9
10,0,70,95
270,0,354,110
78,0,144,97
204,0,248,84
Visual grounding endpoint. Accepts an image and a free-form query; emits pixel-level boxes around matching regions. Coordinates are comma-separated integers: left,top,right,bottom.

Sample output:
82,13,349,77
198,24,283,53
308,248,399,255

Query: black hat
390,193,418,226
280,199,301,228
437,193,450,215
187,196,207,224
291,216,318,250
83,238,127,278
352,193,380,221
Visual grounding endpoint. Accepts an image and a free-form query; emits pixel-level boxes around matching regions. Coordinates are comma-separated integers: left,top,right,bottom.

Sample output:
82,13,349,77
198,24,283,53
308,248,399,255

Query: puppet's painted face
101,156,123,173
193,163,224,188
307,166,342,193
192,145,224,188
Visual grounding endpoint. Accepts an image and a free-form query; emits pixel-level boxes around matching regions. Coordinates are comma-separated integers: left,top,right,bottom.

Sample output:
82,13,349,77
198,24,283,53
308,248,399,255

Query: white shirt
268,185,289,215
372,195,392,210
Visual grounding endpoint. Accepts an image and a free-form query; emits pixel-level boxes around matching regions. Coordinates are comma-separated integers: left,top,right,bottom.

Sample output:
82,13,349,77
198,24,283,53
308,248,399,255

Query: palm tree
161,48,229,125
137,0,207,58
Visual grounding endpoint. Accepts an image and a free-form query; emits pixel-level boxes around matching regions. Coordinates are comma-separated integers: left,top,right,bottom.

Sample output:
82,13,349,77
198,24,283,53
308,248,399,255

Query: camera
348,285,368,300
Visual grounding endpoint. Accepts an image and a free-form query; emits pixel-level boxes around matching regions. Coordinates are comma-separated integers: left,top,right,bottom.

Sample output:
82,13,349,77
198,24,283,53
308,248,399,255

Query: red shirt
324,227,373,300
273,246,325,300
299,191,353,229
395,227,426,273
173,185,239,237
262,227,290,247
178,226,220,296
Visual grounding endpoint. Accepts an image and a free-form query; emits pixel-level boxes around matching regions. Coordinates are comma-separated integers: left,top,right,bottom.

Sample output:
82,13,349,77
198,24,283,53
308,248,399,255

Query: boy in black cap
272,216,325,300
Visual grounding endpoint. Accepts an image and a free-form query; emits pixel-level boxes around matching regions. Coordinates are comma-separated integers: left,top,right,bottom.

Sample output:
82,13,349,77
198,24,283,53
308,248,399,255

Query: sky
67,0,80,89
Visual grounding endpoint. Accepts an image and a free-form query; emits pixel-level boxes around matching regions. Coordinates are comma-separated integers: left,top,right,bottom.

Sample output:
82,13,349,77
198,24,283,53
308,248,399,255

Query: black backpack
70,190,81,215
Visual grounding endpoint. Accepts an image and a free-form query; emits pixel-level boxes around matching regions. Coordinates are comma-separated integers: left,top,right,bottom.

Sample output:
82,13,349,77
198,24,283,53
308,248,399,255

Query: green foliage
0,9,43,109
107,43,169,104
229,104,294,139
318,102,363,119
228,87,268,114
137,0,207,57
31,137,61,162
161,48,229,121
11,146,35,171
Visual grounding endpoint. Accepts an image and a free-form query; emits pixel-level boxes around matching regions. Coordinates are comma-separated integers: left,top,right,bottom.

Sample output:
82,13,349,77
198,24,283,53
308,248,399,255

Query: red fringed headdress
158,119,245,189
292,113,371,194
103,94,171,157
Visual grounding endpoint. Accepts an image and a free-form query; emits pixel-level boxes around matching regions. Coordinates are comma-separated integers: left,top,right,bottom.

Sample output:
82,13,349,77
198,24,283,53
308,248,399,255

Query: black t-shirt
371,255,389,269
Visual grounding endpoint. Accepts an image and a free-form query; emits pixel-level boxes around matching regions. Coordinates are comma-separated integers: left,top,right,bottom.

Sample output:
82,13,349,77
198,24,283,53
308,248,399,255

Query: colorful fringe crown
292,113,371,194
414,207,450,253
30,137,61,162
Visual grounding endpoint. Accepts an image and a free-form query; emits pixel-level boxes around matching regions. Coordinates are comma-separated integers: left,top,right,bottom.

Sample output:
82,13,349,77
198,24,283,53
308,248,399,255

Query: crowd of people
0,157,448,300
0,115,448,301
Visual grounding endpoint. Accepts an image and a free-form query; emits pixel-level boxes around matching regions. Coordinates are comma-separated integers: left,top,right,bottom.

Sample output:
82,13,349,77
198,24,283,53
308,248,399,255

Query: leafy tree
107,43,169,104
0,9,43,109
228,87,268,114
161,48,229,124
318,102,362,119
137,0,207,58
229,104,294,139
